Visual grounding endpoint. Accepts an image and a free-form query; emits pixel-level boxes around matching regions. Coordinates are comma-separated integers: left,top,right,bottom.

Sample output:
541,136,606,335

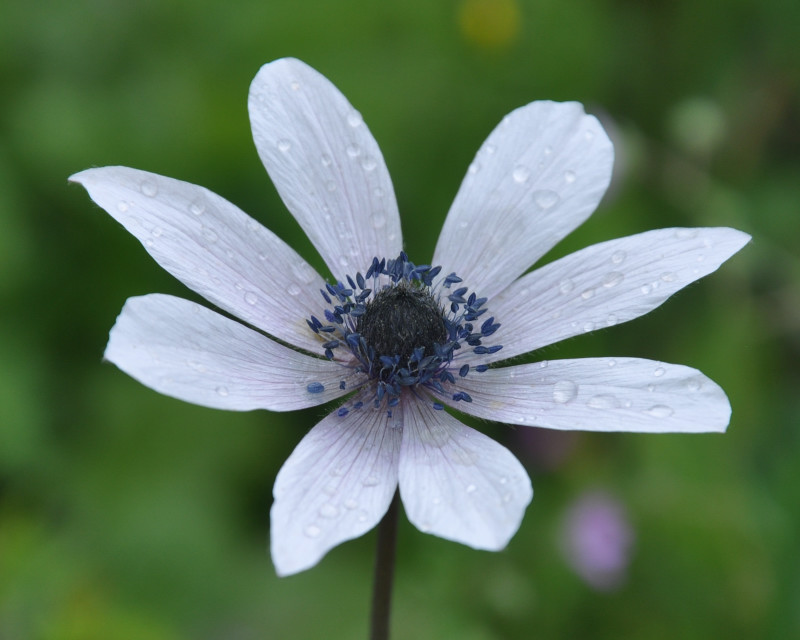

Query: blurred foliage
1,0,799,638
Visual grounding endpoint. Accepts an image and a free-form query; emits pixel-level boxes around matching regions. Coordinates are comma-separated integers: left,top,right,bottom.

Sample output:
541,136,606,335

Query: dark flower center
356,282,448,366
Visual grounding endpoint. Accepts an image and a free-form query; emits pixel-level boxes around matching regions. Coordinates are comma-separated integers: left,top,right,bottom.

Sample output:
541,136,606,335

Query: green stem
369,491,399,640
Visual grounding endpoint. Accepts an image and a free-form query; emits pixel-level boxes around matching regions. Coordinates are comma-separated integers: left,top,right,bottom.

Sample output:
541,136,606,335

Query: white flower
70,58,750,576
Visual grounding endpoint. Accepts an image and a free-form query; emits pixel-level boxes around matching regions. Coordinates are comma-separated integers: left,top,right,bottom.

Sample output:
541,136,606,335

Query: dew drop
646,405,674,418
675,228,698,239
189,200,205,216
641,284,652,295
587,394,621,409
345,143,361,158
287,283,301,296
347,111,363,127
553,380,578,404
344,498,359,510
653,367,666,377
608,359,617,367
660,272,677,282
421,424,450,448
465,484,477,494
611,250,627,265
580,288,594,300
144,238,155,248
583,321,595,332
277,139,291,153
468,161,480,175
371,211,386,229
559,278,575,294
606,313,619,326
244,291,258,305
512,165,530,183
564,170,577,183
325,181,337,193
140,180,158,197
687,379,702,392
290,80,300,91
321,154,333,167
304,524,321,538
338,255,349,268
602,272,625,288
201,226,218,243
484,143,497,155
319,504,339,518
361,155,377,171
362,475,379,487
533,190,560,209
216,386,229,397
373,187,385,199
539,360,549,368
585,129,596,141
117,201,129,213
151,227,163,237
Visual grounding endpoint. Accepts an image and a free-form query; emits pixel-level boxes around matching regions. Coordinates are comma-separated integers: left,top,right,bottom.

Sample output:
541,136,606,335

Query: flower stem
370,490,399,640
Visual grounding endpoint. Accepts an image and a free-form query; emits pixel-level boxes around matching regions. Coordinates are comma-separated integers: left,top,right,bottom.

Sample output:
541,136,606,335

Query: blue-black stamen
307,253,501,413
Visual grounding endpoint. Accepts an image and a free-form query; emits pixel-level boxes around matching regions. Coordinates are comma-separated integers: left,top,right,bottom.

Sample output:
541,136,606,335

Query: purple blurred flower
561,491,634,590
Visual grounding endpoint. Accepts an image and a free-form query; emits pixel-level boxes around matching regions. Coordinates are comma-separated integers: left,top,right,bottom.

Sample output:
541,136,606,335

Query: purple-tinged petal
105,294,357,411
398,396,532,550
482,227,751,363
447,358,731,433
271,396,402,576
70,167,326,354
433,101,613,299
249,58,402,281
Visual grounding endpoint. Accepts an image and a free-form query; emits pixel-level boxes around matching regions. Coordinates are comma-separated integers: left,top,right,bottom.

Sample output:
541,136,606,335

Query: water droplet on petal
468,161,480,175
202,226,218,243
606,313,619,326
465,484,477,494
581,288,594,300
512,165,530,183
151,227,163,237
608,359,617,367
421,424,450,448
276,139,291,152
484,143,497,155
585,129,596,141
344,499,359,510
347,111,363,127
371,211,386,229
611,250,627,265
117,201,129,212
244,291,258,305
653,367,666,377
534,190,560,209
362,475,379,487
564,170,577,183
287,283,301,296
140,180,158,197
346,143,361,158
660,272,677,282
587,394,621,409
325,180,337,192
361,156,377,171
304,524,321,538
646,405,674,418
559,278,575,294
321,154,333,167
189,200,205,216
553,380,578,404
687,379,702,392
675,229,698,239
319,504,339,518
216,386,229,397
602,272,625,288
641,284,652,295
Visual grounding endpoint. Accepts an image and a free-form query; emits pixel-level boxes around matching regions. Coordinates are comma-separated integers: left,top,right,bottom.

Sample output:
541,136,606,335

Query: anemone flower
71,58,749,582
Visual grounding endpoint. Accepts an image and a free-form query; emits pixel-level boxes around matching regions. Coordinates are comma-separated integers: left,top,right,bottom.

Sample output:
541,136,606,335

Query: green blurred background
1,0,798,638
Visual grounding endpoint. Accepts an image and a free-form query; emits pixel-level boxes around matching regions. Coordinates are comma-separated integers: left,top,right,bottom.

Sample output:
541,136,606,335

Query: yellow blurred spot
458,0,521,50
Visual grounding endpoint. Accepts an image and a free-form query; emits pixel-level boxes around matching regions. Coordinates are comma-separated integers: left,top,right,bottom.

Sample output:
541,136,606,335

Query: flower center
304,253,503,414
356,281,447,367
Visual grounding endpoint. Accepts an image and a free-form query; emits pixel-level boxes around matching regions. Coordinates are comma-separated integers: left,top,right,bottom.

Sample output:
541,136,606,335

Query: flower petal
70,167,326,354
484,227,751,362
433,101,613,299
398,396,532,550
249,58,402,280
448,358,731,433
271,397,402,576
105,294,357,411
